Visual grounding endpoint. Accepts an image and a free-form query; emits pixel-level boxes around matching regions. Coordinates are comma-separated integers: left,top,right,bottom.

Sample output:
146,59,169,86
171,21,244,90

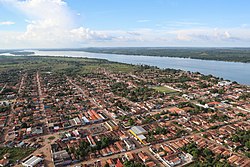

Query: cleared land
152,86,177,94
0,147,35,163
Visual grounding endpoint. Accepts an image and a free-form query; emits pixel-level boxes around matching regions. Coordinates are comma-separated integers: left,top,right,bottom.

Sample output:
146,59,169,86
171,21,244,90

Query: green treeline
79,47,250,63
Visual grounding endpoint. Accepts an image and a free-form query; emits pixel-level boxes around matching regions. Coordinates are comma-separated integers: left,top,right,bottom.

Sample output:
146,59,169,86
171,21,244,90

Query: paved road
66,76,114,121
4,74,25,142
66,76,142,147
36,72,48,127
9,74,246,167
71,133,197,167
0,83,7,94
17,75,25,95
72,146,150,166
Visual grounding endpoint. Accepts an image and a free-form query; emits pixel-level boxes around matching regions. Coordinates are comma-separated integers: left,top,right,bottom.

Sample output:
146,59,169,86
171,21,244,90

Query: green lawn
81,63,137,73
48,136,56,140
152,86,177,94
0,147,35,163
104,64,137,73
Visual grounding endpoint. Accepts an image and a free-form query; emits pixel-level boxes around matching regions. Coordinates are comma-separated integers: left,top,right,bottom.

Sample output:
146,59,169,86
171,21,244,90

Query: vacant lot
0,147,35,163
152,86,176,94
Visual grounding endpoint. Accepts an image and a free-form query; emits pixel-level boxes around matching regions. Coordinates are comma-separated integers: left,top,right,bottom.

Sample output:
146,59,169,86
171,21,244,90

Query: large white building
129,126,147,144
22,155,43,167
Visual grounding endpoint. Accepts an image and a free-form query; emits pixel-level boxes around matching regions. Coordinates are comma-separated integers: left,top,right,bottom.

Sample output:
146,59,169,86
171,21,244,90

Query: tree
128,118,135,126
191,149,199,159
123,160,145,167
231,135,239,142
154,113,161,120
21,122,28,128
218,89,225,94
203,148,213,157
245,140,250,149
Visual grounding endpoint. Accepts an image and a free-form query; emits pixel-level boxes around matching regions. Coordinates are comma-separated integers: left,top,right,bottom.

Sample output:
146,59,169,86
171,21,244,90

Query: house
218,81,231,86
31,126,43,136
82,116,90,125
106,158,115,167
105,120,119,131
0,159,9,167
145,161,157,167
167,157,181,166
52,150,72,167
167,107,185,115
115,142,126,152
124,139,135,150
207,101,220,107
115,159,123,167
125,152,134,161
162,154,181,167
138,152,150,162
87,135,97,147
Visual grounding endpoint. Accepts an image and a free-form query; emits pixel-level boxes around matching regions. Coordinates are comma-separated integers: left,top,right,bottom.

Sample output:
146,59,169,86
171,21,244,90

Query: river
30,50,250,85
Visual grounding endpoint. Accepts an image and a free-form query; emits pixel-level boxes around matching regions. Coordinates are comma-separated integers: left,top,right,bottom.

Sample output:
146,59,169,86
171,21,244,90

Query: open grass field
152,86,177,94
80,62,138,73
0,55,137,75
0,147,35,163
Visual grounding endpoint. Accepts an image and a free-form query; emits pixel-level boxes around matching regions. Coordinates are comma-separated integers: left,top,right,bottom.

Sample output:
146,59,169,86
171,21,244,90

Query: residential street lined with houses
0,57,250,167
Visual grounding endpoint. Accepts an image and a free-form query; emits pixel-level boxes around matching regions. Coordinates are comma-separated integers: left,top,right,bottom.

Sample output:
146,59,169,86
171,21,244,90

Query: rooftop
130,126,147,135
22,155,43,167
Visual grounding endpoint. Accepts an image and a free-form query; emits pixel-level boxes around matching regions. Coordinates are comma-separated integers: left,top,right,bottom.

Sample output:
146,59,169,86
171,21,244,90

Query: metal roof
130,126,147,135
22,156,43,167
137,134,146,140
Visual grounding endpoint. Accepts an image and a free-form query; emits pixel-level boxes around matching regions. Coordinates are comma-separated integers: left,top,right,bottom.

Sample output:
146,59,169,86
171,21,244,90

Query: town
0,56,250,167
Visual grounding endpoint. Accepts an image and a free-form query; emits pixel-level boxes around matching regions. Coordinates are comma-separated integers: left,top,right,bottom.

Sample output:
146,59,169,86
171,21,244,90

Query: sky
0,0,250,49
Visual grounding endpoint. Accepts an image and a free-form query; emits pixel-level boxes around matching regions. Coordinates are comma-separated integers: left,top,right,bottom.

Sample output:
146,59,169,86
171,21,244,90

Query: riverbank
40,47,250,63
31,50,250,85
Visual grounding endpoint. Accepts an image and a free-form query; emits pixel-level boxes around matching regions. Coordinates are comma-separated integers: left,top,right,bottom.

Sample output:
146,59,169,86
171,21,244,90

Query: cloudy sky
0,0,250,49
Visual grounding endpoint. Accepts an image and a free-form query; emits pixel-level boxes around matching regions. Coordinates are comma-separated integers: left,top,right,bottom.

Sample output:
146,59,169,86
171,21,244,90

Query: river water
31,50,250,85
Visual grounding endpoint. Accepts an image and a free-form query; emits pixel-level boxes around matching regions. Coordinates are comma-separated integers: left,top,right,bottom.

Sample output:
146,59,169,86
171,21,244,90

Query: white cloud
0,0,109,48
0,0,250,48
224,31,231,38
172,27,250,44
86,27,250,47
0,21,15,25
70,27,111,41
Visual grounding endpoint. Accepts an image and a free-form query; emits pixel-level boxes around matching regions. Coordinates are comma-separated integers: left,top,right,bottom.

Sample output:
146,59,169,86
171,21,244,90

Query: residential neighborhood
0,56,250,167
